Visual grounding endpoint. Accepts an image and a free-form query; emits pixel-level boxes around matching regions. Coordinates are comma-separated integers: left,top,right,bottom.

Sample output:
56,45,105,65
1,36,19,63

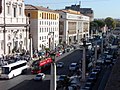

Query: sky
24,0,120,19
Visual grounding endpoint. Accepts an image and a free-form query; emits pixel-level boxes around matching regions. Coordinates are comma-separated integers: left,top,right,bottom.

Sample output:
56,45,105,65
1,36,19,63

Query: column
94,41,97,67
50,61,56,90
81,45,86,81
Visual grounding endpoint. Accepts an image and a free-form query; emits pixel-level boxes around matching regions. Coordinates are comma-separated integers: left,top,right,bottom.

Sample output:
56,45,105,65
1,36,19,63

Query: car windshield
59,76,66,80
90,74,96,77
85,83,91,87
70,64,76,67
58,62,63,64
36,74,42,77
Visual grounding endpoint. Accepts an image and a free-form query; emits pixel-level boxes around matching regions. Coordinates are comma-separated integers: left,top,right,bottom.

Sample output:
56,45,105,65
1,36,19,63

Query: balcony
0,17,27,25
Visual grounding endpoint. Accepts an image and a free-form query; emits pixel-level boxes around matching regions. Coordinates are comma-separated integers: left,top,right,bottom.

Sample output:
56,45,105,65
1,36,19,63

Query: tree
90,19,105,34
115,20,120,27
105,17,116,30
94,19,105,32
90,21,98,34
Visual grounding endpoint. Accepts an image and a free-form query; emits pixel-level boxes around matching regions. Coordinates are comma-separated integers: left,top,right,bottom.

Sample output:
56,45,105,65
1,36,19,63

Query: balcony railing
0,17,27,24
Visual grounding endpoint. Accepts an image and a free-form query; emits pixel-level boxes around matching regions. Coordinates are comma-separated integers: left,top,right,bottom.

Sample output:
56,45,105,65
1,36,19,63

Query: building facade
0,0,29,56
25,5,59,51
57,9,90,45
65,4,94,21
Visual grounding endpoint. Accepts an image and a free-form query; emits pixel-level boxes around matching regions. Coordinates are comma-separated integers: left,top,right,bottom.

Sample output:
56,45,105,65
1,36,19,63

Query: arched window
8,34,11,40
20,34,22,39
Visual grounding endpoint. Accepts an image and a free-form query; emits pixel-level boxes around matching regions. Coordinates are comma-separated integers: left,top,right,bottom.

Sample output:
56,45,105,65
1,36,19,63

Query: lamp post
48,32,54,50
94,38,98,67
78,30,79,43
101,33,104,55
50,53,56,90
25,17,29,51
3,0,6,55
29,34,33,58
80,38,90,81
67,31,69,45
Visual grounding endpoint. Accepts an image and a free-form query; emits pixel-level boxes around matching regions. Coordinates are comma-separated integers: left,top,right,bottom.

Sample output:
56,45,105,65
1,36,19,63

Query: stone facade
0,0,29,56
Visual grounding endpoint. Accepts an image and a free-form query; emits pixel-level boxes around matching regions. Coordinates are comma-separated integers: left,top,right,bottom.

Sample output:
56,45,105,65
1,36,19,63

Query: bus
0,60,29,79
31,57,52,74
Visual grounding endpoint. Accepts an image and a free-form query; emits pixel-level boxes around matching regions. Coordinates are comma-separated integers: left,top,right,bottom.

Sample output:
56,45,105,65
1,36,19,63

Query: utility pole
81,41,86,81
67,31,69,45
29,34,33,58
94,41,97,67
101,33,104,54
3,0,6,55
50,53,56,90
80,38,90,81
78,30,79,43
26,18,29,51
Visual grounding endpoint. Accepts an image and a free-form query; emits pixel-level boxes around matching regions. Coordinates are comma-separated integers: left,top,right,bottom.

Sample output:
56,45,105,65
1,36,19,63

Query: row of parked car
81,65,102,90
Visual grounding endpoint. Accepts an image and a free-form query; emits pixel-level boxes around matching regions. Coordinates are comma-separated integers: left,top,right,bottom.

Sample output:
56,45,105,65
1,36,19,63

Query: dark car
57,75,70,88
89,72,98,81
82,82,93,90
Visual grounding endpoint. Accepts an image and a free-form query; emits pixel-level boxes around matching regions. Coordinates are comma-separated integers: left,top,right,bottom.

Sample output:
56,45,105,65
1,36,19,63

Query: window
11,63,27,71
2,67,9,74
40,21,41,25
40,37,41,40
40,28,41,32
45,28,46,32
20,34,22,39
13,8,16,17
7,6,10,14
40,13,41,17
8,35,10,40
19,7,22,15
28,13,30,17
1,40,4,50
47,28,48,32
42,28,43,32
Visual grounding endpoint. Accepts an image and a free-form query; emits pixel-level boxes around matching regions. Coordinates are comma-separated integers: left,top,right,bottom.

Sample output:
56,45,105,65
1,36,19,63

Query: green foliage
115,20,120,27
90,19,105,33
105,17,116,29
94,19,105,29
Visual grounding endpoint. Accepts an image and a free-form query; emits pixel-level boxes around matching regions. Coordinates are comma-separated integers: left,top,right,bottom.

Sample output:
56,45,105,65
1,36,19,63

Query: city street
0,50,82,90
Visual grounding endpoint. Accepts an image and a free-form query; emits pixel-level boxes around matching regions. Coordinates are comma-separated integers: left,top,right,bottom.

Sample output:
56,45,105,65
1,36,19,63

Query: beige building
57,9,90,45
25,5,59,51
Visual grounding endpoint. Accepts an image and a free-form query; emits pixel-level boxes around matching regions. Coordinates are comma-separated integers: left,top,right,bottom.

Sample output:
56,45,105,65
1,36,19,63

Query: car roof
71,63,77,65
37,73,44,75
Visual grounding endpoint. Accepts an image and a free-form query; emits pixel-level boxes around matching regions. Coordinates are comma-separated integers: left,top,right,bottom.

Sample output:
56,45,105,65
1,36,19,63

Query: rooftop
25,4,57,13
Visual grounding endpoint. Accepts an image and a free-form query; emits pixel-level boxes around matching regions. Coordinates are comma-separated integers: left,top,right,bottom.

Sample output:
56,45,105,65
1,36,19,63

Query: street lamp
48,32,54,50
67,31,69,45
3,0,6,55
50,53,56,90
77,30,79,43
80,38,90,81
29,34,33,58
94,37,98,67
101,33,104,55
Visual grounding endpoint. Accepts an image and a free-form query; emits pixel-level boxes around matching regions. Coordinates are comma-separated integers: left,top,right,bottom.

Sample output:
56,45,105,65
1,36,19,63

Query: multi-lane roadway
0,50,82,90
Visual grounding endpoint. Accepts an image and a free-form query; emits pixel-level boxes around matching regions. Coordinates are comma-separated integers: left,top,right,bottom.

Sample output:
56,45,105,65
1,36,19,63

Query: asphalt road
0,50,82,90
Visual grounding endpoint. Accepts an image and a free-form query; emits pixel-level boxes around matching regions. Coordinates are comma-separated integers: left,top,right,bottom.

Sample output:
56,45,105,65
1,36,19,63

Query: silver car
34,73,45,81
